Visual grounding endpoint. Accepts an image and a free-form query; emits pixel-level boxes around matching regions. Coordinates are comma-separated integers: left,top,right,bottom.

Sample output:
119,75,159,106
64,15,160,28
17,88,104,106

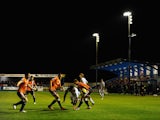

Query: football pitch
0,91,160,120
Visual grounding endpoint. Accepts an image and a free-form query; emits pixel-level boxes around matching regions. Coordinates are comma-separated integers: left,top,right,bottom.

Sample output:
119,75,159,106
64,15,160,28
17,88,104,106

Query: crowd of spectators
105,77,160,95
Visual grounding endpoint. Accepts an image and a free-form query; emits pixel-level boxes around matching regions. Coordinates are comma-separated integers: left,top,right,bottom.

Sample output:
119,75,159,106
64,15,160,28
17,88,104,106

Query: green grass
0,91,160,120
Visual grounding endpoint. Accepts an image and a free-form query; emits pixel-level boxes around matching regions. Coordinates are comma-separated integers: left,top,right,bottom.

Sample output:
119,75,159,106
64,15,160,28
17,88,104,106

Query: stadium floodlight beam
123,11,136,87
92,33,99,87
123,11,133,62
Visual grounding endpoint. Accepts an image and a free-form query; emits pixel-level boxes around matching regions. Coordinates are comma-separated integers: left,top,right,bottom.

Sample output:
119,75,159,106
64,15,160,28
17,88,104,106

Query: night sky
1,1,159,81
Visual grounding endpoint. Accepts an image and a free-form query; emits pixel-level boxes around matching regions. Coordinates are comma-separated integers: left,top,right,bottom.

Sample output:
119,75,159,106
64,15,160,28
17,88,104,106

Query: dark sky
1,1,160,81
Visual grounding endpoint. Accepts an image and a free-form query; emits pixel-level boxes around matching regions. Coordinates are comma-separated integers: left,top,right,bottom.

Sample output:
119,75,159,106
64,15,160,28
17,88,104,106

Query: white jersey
70,87,80,104
100,81,105,89
72,87,80,98
81,77,88,84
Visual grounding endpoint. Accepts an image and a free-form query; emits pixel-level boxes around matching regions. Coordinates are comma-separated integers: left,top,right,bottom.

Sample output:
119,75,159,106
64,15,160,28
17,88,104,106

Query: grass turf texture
0,91,160,120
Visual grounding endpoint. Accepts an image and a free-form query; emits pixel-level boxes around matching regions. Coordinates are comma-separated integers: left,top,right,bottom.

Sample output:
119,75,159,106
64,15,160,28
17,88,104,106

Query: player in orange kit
73,79,94,110
48,73,67,110
13,73,36,112
26,75,37,104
